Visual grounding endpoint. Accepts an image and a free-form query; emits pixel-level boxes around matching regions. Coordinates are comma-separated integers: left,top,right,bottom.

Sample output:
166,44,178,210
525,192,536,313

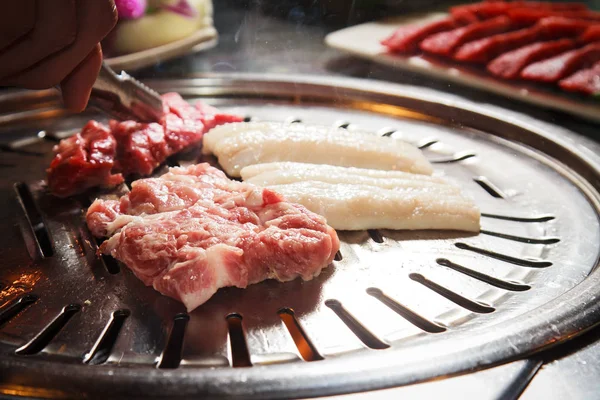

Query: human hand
0,1,118,112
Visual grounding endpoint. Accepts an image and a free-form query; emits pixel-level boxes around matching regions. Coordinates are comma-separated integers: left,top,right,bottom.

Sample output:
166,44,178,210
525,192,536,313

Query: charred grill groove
366,288,446,333
436,259,531,291
409,274,495,314
15,182,54,257
16,304,81,355
455,242,553,268
157,313,189,369
325,299,389,349
474,177,506,198
481,213,555,223
480,230,560,245
278,308,323,361
430,152,476,163
0,294,38,329
226,314,252,367
85,310,130,365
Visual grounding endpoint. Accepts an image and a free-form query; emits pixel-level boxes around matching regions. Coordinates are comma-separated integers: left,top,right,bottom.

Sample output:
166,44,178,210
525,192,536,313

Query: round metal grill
0,75,599,399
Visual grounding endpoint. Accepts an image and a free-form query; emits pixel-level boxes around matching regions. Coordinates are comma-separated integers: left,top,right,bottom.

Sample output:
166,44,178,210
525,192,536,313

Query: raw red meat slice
47,93,243,197
381,17,459,53
581,26,600,44
507,9,600,24
47,121,124,198
488,39,575,79
454,25,542,63
450,2,587,21
86,164,340,311
420,16,514,57
521,42,600,83
455,17,590,63
559,61,600,94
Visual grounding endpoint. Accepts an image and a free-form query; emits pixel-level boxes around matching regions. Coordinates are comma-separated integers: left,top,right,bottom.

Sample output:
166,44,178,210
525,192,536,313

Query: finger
0,0,77,80
3,0,117,90
60,44,103,112
0,0,35,49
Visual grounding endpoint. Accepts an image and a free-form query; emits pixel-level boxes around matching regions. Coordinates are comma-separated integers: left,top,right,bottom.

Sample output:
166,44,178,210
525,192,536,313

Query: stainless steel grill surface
0,75,599,399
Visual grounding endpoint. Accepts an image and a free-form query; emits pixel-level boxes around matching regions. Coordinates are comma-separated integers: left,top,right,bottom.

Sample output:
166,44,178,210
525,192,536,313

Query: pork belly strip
381,17,461,53
86,164,340,311
559,61,600,95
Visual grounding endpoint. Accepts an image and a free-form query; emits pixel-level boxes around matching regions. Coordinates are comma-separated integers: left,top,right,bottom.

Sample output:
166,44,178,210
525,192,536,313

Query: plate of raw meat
325,1,600,123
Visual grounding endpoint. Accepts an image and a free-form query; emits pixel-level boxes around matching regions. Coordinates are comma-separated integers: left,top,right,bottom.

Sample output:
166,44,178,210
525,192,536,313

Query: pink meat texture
47,93,242,197
86,163,340,311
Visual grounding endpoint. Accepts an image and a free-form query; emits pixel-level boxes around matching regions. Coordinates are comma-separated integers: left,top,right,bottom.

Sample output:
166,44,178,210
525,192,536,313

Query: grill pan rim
0,73,600,399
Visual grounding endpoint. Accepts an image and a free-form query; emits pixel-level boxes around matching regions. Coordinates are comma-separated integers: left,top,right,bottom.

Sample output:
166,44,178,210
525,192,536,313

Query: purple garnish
161,0,197,18
115,0,147,20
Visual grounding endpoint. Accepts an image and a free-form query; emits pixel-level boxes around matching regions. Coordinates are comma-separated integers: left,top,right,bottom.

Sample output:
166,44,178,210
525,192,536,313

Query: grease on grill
455,242,553,268
226,313,252,367
85,309,130,365
278,308,323,361
436,258,530,292
0,294,38,328
410,273,495,314
325,299,389,350
157,313,189,369
16,304,81,355
366,288,446,333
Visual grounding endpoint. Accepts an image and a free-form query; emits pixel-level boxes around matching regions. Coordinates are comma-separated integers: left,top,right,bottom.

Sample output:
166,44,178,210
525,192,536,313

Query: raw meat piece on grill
47,121,124,198
487,39,575,79
559,61,600,95
47,93,242,197
381,17,460,53
507,8,600,24
454,18,590,63
420,16,514,57
521,42,600,83
86,163,340,311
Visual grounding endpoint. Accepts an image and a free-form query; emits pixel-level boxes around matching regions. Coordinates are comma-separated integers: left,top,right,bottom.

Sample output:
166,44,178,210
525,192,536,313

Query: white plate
325,13,600,123
105,26,218,71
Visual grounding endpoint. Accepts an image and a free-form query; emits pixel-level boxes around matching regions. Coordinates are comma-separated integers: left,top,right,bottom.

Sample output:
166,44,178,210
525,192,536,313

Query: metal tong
87,62,164,122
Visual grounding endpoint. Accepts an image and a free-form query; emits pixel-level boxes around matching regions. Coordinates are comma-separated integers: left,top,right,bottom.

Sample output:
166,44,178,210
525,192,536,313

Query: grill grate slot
278,308,323,361
409,274,495,314
227,314,252,367
94,238,121,274
367,230,384,243
480,230,560,245
481,213,555,223
334,250,343,261
16,304,81,355
157,313,189,369
418,138,439,149
455,243,553,268
0,143,43,157
436,259,531,292
325,299,389,350
14,183,54,258
85,310,130,365
430,152,476,163
474,177,506,198
366,288,446,333
0,294,38,328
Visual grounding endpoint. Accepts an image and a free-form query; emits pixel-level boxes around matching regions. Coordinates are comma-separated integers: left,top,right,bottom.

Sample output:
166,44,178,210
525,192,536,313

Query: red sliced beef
521,42,600,83
488,39,575,79
581,26,600,44
47,93,243,197
47,121,124,198
507,9,600,25
559,61,600,94
450,2,587,21
420,16,514,57
455,18,591,63
381,17,459,53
